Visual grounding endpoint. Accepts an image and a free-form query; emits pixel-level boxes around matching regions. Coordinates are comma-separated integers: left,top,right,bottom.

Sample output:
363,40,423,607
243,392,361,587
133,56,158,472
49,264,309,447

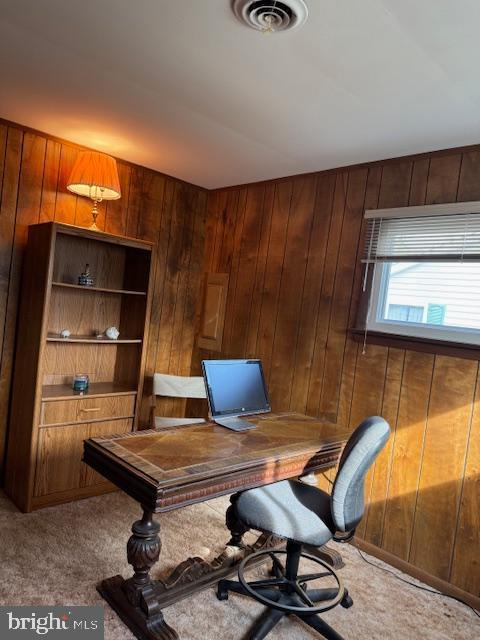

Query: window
386,303,424,323
361,201,480,347
426,304,446,325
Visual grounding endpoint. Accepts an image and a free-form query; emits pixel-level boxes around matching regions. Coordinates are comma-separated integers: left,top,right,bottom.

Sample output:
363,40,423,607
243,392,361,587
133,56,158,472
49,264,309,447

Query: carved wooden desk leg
98,507,178,640
226,494,250,548
123,509,162,606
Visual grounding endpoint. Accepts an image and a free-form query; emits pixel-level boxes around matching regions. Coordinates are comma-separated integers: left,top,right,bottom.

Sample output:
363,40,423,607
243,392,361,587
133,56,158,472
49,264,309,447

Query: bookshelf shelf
47,333,142,344
42,382,138,401
52,282,147,296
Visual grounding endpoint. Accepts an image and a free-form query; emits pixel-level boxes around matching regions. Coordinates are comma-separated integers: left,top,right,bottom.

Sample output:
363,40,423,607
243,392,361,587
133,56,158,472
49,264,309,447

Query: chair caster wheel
341,591,353,608
216,584,229,601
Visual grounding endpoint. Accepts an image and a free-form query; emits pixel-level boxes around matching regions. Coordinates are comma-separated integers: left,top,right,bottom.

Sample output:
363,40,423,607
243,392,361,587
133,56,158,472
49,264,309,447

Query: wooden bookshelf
5,222,154,512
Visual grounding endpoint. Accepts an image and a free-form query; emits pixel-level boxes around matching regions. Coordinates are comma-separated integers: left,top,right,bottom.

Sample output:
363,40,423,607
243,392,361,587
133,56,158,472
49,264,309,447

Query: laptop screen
202,359,271,418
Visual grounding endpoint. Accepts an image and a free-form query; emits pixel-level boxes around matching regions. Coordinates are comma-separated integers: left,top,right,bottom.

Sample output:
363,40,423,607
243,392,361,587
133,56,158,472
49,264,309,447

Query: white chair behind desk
152,373,207,429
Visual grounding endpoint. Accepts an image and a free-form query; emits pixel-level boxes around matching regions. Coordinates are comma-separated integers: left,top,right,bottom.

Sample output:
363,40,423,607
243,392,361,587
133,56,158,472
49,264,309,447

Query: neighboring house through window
386,303,424,323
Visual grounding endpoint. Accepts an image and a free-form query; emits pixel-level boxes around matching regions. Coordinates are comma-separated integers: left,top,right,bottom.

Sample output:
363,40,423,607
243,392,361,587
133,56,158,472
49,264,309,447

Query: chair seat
236,480,335,547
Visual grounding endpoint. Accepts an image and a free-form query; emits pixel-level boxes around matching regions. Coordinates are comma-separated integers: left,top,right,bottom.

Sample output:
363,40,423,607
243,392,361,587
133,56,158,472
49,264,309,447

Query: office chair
151,373,206,428
217,416,390,640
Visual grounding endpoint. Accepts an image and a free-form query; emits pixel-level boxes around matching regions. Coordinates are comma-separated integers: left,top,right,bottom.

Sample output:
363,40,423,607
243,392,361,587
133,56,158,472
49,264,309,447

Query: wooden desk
83,412,349,640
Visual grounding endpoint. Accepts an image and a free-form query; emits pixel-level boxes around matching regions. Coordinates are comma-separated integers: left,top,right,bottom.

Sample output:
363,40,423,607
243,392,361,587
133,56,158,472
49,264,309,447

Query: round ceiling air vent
232,0,309,33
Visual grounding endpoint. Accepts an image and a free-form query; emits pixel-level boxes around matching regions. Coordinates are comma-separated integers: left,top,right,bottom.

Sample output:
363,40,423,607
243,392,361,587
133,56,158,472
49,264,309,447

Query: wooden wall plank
179,189,207,381
201,189,221,276
209,190,229,274
0,125,7,195
0,132,46,466
425,154,462,204
318,168,368,421
135,171,166,424
409,356,477,580
245,183,275,356
382,351,434,560
39,139,60,223
337,166,382,427
377,161,412,208
289,173,335,413
167,186,196,377
457,151,480,201
363,348,405,546
154,181,184,375
450,369,480,594
226,184,266,358
269,175,316,410
136,171,165,243
0,127,23,467
0,128,23,353
153,182,196,417
105,162,131,236
125,166,143,238
408,158,430,206
305,172,348,416
457,150,480,202
256,181,292,380
54,144,77,223
348,343,389,539
221,188,247,357
217,189,240,274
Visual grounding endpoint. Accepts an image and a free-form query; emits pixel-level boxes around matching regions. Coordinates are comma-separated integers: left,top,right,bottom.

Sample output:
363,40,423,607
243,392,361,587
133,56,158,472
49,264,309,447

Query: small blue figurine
78,263,94,286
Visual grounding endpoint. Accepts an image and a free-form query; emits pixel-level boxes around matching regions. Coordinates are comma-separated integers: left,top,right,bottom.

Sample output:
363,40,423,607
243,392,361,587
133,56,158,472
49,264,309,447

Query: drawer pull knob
80,407,101,413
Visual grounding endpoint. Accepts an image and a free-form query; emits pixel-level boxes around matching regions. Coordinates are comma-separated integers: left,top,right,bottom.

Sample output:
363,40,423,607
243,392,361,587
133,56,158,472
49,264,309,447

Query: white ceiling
1,0,480,189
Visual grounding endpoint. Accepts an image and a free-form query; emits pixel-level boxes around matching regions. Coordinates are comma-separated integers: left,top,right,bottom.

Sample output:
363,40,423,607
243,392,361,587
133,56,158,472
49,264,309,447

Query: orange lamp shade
66,151,121,201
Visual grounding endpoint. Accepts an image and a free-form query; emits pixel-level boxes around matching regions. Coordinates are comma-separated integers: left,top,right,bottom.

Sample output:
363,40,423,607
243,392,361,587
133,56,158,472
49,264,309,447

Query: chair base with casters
217,540,353,640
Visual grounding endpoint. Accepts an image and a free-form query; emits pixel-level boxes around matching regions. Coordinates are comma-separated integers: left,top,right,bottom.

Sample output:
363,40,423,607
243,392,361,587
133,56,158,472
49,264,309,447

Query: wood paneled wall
195,146,480,599
0,121,207,473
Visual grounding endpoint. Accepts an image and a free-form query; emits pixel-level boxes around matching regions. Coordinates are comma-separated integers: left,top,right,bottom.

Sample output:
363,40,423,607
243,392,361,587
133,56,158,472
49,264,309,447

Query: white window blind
363,201,480,262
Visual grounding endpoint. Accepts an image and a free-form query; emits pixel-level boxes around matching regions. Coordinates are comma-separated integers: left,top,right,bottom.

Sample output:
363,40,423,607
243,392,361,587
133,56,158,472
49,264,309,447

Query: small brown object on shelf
4,222,154,512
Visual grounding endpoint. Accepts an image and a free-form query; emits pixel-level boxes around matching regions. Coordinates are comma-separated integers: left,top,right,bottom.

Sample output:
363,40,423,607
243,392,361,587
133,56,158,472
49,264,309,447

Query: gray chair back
331,416,390,533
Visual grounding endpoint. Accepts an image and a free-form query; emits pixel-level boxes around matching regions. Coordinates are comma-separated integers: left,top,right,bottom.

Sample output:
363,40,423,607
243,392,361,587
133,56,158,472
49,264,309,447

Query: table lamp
66,151,121,230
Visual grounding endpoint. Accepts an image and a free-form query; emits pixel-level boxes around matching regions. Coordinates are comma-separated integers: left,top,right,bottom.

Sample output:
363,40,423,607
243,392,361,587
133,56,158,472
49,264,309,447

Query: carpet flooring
0,490,478,639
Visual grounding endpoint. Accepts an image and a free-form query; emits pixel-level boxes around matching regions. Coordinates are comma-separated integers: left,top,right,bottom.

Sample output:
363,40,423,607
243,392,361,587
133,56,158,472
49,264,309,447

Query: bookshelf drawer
41,394,136,426
34,418,132,497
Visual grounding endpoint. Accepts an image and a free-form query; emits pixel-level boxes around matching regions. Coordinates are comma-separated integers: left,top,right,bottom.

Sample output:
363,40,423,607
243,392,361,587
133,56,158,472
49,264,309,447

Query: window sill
349,328,480,361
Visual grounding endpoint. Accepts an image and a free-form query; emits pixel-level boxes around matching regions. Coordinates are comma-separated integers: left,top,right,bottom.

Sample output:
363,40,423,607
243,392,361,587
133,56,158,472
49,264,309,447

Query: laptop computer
201,359,271,432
